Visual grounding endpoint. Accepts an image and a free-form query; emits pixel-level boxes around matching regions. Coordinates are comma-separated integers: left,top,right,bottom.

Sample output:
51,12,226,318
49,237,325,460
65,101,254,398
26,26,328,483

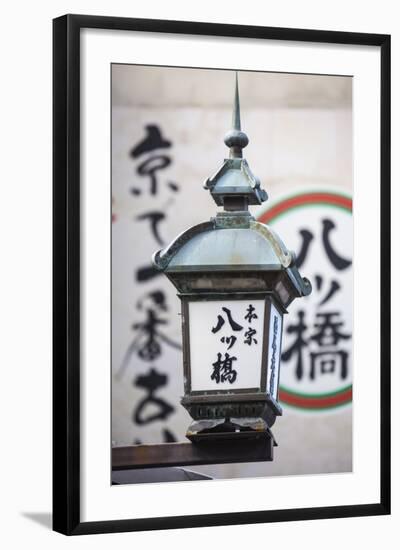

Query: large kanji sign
259,191,352,411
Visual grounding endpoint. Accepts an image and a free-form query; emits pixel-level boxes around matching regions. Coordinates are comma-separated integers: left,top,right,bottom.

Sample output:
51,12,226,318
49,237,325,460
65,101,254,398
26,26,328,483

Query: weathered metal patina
153,73,311,443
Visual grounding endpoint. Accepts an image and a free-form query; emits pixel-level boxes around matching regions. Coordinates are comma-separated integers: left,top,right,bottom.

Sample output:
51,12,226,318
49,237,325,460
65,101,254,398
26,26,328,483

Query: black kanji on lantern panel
153,73,311,444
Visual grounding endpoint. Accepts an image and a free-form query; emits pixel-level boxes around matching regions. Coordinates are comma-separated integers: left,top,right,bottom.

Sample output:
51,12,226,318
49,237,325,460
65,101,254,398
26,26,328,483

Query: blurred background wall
112,65,352,479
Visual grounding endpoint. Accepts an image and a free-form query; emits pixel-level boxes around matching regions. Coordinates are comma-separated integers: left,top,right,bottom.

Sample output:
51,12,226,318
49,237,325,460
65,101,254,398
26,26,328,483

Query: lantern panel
266,302,283,401
188,298,265,392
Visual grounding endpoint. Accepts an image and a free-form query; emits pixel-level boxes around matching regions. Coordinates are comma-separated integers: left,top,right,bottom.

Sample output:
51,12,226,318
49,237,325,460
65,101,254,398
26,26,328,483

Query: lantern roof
152,215,311,298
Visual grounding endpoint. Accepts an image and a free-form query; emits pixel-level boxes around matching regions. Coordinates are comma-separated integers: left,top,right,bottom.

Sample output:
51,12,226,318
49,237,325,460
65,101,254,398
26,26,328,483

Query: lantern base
185,417,276,444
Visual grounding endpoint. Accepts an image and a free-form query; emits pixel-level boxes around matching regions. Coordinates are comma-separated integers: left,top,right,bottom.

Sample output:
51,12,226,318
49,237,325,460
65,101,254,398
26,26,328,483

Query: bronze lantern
153,74,311,443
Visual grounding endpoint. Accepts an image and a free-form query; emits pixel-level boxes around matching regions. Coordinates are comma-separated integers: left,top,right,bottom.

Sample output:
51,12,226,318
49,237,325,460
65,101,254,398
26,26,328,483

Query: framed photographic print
53,14,390,535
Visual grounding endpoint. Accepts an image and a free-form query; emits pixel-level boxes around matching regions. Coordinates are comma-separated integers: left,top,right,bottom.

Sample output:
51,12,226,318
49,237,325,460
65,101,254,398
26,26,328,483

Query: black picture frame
53,14,391,535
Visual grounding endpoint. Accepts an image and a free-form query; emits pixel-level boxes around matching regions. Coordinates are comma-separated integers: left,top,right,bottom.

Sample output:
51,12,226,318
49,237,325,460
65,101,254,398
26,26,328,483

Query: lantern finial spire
232,71,241,131
224,72,249,158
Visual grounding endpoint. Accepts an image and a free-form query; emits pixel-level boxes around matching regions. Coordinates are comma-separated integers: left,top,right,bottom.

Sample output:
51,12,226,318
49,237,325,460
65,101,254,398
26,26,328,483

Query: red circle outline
279,386,352,409
259,192,352,225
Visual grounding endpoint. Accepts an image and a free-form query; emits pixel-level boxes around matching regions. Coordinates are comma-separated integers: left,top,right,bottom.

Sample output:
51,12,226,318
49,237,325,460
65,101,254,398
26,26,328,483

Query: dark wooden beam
112,436,274,470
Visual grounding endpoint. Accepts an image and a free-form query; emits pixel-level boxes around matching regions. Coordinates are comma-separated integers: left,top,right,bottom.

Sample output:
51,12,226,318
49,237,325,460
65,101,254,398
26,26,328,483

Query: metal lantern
153,74,311,443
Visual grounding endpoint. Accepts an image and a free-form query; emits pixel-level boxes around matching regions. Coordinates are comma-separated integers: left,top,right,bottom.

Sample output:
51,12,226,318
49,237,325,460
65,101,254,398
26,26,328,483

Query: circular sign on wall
258,191,352,411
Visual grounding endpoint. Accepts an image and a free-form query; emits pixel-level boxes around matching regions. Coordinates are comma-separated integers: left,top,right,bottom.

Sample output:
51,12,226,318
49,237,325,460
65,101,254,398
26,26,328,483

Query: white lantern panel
188,299,265,392
266,303,283,400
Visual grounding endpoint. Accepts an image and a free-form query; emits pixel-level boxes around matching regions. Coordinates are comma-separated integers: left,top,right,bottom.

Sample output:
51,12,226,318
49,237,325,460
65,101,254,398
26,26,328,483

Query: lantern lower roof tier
152,214,312,304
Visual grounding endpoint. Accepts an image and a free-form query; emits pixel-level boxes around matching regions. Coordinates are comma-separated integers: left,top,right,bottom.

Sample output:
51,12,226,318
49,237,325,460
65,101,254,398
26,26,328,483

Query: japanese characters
114,124,182,444
210,304,260,385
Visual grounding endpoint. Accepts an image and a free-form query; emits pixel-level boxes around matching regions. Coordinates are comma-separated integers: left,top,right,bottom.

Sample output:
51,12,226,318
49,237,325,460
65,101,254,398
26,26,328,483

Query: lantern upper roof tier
204,73,268,208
